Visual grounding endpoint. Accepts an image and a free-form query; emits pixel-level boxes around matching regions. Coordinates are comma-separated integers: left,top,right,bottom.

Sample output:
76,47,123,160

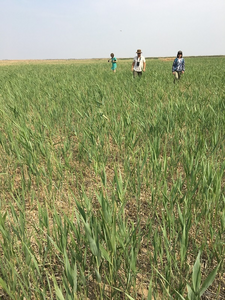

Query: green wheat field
0,57,224,299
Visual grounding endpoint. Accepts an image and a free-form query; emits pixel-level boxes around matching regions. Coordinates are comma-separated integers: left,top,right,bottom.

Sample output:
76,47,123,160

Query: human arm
182,59,185,73
131,61,135,71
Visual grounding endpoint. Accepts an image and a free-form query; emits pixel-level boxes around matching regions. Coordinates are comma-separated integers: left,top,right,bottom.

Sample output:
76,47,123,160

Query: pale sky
0,0,225,59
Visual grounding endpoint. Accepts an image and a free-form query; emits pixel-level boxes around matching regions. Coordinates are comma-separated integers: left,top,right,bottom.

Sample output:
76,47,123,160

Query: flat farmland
0,57,224,299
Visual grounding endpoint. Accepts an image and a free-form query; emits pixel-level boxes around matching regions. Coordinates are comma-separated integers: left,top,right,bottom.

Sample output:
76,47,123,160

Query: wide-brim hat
136,49,142,54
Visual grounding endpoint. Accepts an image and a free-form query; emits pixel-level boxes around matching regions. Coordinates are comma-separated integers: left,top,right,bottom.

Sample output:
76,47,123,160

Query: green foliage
0,57,224,299
187,252,220,300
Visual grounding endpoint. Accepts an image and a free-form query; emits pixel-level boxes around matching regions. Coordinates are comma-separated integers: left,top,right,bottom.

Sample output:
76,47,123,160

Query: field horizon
1,54,225,66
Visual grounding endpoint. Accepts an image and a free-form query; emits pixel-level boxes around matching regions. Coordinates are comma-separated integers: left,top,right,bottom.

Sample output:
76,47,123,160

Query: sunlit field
0,57,224,299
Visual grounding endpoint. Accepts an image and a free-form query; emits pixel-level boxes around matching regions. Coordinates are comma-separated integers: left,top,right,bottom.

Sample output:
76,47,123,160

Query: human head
177,50,183,58
110,53,114,58
137,49,142,56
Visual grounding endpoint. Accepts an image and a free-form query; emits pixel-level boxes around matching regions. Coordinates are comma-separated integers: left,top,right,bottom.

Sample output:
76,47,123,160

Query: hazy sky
1,0,225,59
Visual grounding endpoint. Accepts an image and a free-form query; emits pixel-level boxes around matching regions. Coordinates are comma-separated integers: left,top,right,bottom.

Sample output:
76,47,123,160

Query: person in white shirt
131,49,146,78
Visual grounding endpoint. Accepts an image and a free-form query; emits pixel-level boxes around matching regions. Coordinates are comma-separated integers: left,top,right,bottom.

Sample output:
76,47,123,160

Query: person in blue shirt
172,50,185,83
108,53,117,73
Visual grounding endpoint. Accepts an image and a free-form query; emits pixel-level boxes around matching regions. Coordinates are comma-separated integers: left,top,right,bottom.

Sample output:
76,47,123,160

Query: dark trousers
133,71,142,78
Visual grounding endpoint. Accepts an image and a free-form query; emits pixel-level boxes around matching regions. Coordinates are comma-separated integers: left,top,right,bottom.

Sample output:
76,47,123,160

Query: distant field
0,55,224,66
0,57,224,299
0,58,107,66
